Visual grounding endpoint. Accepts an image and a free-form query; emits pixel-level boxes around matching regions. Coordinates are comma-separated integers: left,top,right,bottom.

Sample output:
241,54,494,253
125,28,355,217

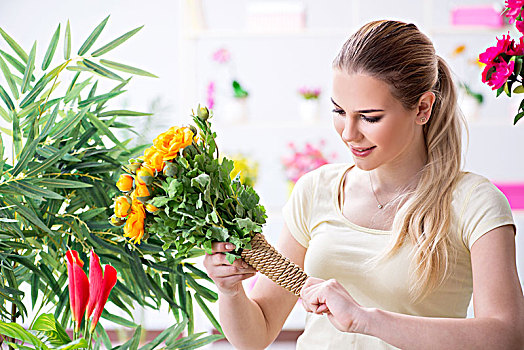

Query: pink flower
212,48,231,63
479,33,513,65
505,0,524,24
206,81,215,109
482,58,515,90
517,20,524,35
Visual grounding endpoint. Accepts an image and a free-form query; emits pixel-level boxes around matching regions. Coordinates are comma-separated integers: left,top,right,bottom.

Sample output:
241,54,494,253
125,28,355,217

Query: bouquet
110,106,308,295
282,140,336,184
479,0,524,124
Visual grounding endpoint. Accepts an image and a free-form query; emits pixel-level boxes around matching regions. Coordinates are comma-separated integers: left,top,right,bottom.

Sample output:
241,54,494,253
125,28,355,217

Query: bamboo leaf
40,103,59,138
56,338,88,350
0,49,34,81
12,110,21,158
87,112,125,149
19,75,50,109
193,293,222,334
98,110,152,117
42,24,60,70
50,108,87,140
0,27,29,62
83,58,123,81
11,137,40,176
35,178,93,189
78,90,125,108
100,309,137,328
138,320,186,350
64,20,71,60
0,84,14,110
9,181,65,200
30,273,39,308
0,54,19,99
64,77,91,104
3,197,53,234
25,141,76,177
128,326,142,350
66,65,91,72
95,323,112,350
92,26,143,57
78,15,110,56
0,103,10,122
99,59,158,78
0,133,4,175
21,42,36,95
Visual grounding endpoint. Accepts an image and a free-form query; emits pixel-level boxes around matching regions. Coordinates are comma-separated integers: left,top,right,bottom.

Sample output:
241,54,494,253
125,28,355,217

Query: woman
203,20,524,349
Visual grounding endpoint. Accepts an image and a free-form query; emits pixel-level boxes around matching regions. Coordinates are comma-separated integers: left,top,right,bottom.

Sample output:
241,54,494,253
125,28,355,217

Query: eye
361,115,381,123
332,108,345,116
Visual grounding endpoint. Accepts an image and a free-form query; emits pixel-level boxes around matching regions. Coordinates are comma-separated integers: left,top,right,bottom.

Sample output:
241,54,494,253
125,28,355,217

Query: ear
415,91,435,125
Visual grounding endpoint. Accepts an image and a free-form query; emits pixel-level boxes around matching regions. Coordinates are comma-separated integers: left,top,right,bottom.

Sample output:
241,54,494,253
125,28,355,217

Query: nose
341,117,361,143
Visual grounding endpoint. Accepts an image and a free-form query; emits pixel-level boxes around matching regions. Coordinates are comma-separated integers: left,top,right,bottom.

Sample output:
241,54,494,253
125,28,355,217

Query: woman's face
332,70,427,171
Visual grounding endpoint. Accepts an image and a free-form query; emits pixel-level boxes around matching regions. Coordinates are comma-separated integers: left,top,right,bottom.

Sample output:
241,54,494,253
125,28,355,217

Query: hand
300,277,368,334
203,242,257,297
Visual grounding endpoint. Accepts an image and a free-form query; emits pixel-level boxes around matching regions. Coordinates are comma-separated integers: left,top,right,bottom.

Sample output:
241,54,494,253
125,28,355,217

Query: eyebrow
331,97,384,114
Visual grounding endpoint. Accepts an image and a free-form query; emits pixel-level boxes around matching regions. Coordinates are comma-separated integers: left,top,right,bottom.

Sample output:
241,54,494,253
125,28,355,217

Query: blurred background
1,0,523,348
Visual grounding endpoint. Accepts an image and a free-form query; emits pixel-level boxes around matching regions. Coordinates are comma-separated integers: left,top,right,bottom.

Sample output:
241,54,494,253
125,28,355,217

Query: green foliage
0,17,222,350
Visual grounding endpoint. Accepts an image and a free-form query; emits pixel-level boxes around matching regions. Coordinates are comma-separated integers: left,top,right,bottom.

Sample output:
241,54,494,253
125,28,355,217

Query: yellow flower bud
116,174,134,192
114,196,132,218
146,204,159,213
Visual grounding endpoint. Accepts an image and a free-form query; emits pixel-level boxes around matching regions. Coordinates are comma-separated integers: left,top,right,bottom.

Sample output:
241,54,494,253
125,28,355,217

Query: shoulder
453,171,508,205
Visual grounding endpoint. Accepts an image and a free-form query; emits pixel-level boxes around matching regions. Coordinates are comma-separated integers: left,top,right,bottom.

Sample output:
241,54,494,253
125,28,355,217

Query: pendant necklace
368,172,404,209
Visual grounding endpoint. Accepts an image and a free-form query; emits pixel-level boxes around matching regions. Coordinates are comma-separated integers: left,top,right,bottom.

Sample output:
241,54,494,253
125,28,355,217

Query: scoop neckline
334,164,393,235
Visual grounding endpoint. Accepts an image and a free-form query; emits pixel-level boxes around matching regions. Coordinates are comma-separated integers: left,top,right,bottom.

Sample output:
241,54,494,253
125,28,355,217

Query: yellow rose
116,174,134,192
123,200,146,244
135,183,151,198
114,196,132,218
136,166,154,185
143,147,165,172
153,127,194,161
146,203,159,213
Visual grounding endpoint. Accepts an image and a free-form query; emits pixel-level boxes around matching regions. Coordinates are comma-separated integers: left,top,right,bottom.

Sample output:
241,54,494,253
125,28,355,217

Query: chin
352,159,378,172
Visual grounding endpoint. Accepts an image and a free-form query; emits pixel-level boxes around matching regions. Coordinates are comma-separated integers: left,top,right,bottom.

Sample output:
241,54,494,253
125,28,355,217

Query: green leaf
10,137,40,176
99,59,158,78
515,57,523,77
0,102,10,122
0,321,48,350
56,338,88,350
0,84,14,110
83,58,123,81
138,320,187,350
40,103,60,138
0,49,33,80
513,85,524,94
92,26,143,57
78,90,125,108
128,326,142,350
78,15,110,56
0,27,28,62
21,41,37,94
31,313,71,346
95,323,112,350
87,112,125,149
25,141,76,177
514,111,524,125
50,108,88,140
6,181,65,200
194,293,223,334
12,110,21,158
64,77,91,104
98,109,152,117
0,54,19,99
35,178,92,188
100,309,138,328
64,20,71,60
42,24,61,70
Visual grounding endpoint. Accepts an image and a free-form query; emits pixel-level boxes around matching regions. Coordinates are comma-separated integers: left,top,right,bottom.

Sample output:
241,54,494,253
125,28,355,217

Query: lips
350,145,376,158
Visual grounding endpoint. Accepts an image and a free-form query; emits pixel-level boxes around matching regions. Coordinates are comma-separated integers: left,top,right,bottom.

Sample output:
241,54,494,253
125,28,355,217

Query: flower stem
87,330,94,350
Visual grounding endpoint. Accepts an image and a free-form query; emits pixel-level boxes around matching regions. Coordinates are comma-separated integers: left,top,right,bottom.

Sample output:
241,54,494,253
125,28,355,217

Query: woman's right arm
203,223,307,350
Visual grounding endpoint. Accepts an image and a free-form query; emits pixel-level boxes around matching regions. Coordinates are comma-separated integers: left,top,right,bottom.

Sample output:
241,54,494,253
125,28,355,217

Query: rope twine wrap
240,233,309,296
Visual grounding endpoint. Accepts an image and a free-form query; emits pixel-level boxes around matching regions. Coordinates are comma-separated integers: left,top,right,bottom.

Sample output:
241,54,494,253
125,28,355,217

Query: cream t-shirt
282,163,515,350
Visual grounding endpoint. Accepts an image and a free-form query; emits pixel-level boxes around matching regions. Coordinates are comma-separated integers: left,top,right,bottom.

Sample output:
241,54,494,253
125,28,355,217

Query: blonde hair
333,20,466,301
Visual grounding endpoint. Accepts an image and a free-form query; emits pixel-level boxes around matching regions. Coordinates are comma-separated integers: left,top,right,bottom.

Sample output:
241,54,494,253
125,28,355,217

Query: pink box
493,182,524,210
451,5,504,28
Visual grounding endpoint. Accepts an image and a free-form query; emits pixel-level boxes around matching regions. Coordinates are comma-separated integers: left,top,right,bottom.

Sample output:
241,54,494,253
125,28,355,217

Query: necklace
368,172,404,209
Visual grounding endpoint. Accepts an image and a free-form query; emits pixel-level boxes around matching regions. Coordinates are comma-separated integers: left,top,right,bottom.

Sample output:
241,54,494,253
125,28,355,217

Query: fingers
211,242,236,253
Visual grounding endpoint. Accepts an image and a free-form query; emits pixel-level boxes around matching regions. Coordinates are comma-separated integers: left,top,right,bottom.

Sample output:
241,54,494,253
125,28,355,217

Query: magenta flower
281,140,335,183
479,33,513,65
505,0,524,24
508,36,524,55
212,48,231,64
517,20,524,35
483,58,515,90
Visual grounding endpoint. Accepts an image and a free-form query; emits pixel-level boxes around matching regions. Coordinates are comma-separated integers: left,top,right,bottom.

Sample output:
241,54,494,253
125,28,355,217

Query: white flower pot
299,99,320,123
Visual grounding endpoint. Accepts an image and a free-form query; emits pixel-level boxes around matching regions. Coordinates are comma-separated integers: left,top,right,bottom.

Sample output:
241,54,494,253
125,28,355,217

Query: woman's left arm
300,225,524,350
